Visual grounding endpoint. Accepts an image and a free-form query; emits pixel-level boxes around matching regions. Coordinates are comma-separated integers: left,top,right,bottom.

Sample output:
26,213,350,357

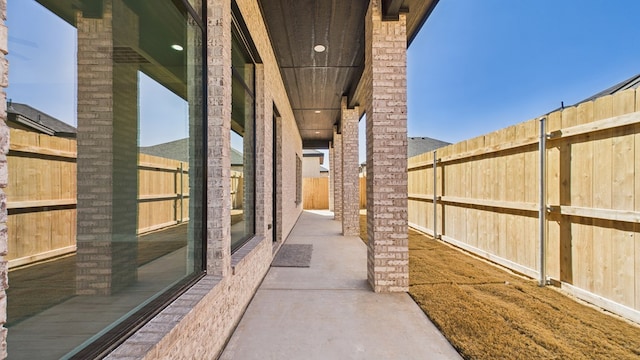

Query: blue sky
7,1,189,147
407,0,640,144
7,1,640,154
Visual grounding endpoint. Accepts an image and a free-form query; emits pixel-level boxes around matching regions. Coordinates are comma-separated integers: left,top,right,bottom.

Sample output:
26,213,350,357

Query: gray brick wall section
0,0,7,356
341,97,360,236
365,0,409,293
274,115,283,244
255,64,273,243
333,128,343,222
108,0,303,357
207,0,233,277
328,145,334,211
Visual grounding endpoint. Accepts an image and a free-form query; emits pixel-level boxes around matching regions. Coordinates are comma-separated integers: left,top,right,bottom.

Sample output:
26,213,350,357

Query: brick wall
106,236,273,359
234,0,302,240
364,0,409,293
206,0,233,277
328,145,334,211
333,128,343,222
341,97,360,236
0,0,8,356
107,0,303,357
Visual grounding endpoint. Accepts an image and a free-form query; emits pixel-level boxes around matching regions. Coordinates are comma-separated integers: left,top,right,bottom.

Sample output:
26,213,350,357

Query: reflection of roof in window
230,147,244,166
7,102,77,137
140,138,189,162
140,138,244,166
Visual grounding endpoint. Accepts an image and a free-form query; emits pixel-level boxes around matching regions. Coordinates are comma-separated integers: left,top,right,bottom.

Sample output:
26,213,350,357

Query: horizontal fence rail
408,88,640,324
5,129,211,268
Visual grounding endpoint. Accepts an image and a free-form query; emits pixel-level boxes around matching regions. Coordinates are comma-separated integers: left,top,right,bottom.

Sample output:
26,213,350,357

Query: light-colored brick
341,97,360,236
364,0,409,293
107,0,304,357
333,128,343,222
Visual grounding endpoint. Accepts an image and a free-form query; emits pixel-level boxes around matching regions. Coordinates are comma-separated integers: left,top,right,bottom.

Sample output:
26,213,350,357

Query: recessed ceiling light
315,131,320,134
314,110,321,114
313,44,326,53
171,44,184,51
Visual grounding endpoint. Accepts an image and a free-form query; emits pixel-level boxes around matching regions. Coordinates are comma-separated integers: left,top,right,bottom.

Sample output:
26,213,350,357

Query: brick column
76,0,139,295
0,0,9,355
365,0,409,292
328,143,334,212
207,0,232,276
333,128,343,222
254,64,273,241
341,97,360,236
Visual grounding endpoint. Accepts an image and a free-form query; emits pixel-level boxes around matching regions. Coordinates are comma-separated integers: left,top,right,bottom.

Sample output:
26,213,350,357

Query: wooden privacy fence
302,176,365,209
408,89,640,324
6,128,192,268
303,177,329,209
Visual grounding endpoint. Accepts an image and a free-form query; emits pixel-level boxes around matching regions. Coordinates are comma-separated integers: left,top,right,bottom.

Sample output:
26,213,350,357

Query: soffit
37,0,190,99
258,0,439,149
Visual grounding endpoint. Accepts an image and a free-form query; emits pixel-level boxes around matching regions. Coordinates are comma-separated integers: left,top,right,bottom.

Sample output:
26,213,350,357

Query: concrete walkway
220,210,461,360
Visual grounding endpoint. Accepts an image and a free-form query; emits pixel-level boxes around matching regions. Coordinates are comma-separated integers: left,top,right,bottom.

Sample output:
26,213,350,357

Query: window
5,1,205,358
230,17,256,252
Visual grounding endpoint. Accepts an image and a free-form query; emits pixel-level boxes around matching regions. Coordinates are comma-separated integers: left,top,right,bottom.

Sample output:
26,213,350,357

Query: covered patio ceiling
257,0,439,148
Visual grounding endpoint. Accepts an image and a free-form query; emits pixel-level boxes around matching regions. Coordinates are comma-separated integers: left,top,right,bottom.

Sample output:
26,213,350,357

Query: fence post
433,150,438,239
538,117,547,286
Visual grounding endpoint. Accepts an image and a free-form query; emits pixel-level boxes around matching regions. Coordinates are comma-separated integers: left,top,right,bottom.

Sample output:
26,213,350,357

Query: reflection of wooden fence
6,128,193,268
7,130,77,268
303,177,329,209
230,171,244,210
138,154,189,234
408,89,640,323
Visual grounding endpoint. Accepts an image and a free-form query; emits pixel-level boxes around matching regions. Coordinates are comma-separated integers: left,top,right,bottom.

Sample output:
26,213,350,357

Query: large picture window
230,21,256,252
5,1,205,358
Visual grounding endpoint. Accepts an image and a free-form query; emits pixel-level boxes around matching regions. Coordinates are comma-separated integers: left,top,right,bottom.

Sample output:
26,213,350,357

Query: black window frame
230,2,261,253
68,0,208,358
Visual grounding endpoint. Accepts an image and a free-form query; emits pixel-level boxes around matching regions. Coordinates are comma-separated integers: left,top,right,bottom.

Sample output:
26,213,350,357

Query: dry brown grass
359,215,640,359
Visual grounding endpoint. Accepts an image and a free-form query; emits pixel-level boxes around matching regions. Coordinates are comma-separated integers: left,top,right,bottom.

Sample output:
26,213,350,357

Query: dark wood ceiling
258,0,439,148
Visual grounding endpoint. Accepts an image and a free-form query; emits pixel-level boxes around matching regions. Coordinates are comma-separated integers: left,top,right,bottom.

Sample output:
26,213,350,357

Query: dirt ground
359,215,640,359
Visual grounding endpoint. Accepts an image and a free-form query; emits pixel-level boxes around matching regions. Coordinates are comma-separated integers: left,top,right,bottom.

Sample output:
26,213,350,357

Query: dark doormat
272,244,313,267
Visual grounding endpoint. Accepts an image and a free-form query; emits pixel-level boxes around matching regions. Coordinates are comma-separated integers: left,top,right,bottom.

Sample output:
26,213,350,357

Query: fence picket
406,93,640,321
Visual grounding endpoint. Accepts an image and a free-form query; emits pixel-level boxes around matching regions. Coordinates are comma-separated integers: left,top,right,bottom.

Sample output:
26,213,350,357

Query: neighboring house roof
140,138,189,163
230,148,244,166
303,149,324,165
140,138,244,166
408,137,450,157
576,73,640,104
547,73,640,113
7,102,77,137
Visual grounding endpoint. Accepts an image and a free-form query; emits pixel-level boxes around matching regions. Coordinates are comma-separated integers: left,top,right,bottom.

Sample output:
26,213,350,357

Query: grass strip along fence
360,214,640,360
407,88,640,324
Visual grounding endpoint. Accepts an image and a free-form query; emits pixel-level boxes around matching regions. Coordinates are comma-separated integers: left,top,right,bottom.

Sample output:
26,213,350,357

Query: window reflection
5,1,204,358
230,29,256,251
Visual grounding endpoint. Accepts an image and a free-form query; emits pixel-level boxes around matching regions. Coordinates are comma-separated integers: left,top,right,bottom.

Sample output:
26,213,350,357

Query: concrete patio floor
220,210,461,360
